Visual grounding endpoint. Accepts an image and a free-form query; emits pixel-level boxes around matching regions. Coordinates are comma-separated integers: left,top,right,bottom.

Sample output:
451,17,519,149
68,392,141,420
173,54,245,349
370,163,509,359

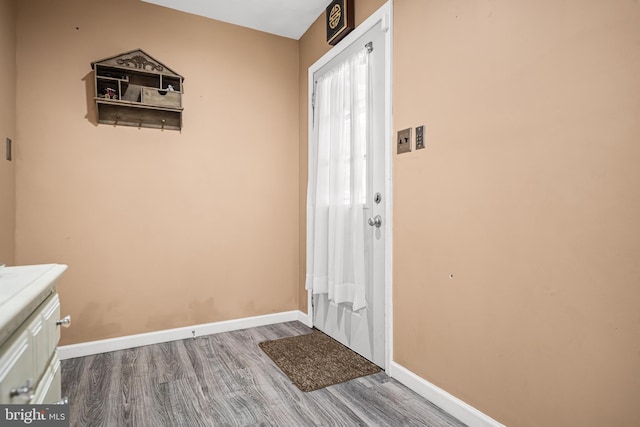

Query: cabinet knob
9,379,34,402
56,315,72,328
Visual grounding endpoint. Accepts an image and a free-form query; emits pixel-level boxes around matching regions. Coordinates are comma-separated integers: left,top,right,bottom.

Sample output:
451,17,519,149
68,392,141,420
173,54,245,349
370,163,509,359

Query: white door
307,21,387,367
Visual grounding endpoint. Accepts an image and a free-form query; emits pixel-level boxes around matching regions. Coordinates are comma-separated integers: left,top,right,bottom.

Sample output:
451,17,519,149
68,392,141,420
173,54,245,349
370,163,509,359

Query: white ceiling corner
140,0,332,40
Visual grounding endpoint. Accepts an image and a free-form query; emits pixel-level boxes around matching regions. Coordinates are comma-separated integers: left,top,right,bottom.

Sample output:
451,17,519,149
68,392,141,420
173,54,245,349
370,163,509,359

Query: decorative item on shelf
103,87,118,99
326,0,354,46
90,49,184,130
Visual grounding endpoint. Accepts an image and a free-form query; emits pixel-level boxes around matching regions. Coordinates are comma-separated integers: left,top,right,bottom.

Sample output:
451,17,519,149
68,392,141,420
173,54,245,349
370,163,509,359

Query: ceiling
140,0,332,40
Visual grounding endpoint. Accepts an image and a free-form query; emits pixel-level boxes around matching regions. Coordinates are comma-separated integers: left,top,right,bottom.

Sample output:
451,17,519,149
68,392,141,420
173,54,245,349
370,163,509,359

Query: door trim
306,1,393,372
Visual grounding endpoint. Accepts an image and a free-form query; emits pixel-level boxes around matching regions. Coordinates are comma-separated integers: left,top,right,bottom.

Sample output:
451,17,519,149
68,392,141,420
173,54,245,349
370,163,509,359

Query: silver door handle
368,215,382,228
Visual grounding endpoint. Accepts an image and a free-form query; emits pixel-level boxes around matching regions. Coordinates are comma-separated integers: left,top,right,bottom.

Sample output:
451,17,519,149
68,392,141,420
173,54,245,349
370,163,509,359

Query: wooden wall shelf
91,49,184,130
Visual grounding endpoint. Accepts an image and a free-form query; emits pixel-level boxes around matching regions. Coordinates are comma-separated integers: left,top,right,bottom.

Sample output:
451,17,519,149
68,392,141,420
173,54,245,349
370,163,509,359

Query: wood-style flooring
61,321,466,426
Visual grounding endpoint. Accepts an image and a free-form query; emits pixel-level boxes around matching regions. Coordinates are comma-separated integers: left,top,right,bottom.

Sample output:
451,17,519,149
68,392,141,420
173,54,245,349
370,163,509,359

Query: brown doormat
258,330,381,392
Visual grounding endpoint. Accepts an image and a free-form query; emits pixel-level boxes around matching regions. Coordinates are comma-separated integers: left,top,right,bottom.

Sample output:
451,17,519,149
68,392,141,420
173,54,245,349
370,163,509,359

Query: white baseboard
389,362,505,427
297,308,313,327
58,310,306,360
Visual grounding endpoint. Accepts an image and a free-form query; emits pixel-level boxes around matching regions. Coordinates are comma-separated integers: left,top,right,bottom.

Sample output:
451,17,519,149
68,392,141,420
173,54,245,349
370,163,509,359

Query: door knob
367,215,382,228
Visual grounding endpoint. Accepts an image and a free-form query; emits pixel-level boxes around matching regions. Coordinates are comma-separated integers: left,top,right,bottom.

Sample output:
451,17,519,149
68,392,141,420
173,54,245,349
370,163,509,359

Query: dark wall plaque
326,0,355,46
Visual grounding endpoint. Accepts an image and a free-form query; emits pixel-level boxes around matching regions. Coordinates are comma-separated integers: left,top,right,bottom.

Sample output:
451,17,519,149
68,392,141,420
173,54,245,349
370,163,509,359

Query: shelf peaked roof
91,49,183,80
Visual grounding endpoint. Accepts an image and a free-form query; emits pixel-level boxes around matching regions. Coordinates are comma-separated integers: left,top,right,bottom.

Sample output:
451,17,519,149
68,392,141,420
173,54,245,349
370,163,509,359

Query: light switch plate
397,128,412,154
416,125,425,150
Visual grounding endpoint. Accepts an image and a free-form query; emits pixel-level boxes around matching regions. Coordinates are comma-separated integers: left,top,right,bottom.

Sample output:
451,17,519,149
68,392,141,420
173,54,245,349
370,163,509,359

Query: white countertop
0,264,68,347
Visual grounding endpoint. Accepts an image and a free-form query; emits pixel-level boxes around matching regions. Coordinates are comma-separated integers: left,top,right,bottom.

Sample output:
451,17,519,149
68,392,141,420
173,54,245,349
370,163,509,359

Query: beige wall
393,1,640,426
15,0,300,345
297,0,386,312
0,0,15,265
9,0,639,424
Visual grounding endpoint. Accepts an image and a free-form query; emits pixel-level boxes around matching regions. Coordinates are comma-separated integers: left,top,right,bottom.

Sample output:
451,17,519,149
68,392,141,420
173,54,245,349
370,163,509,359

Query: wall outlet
416,125,425,150
397,128,412,154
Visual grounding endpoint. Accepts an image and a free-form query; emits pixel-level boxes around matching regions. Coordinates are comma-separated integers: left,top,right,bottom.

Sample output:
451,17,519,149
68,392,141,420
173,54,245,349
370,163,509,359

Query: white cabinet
0,264,68,404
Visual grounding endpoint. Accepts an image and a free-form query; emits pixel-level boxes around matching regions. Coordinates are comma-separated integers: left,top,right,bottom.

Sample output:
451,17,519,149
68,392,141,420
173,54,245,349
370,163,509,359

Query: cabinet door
43,359,62,404
28,294,60,380
42,294,61,357
0,330,35,404
32,356,61,404
27,311,46,380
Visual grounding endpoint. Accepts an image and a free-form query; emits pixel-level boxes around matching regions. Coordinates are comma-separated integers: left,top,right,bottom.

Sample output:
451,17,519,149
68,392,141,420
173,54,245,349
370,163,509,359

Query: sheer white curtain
306,48,370,311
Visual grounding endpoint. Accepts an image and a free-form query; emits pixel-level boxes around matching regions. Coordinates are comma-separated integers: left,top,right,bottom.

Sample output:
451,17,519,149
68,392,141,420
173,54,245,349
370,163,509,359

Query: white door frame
306,2,393,372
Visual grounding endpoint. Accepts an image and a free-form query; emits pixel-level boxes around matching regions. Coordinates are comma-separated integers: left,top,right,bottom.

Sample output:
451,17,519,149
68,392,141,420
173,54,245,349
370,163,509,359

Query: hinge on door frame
365,41,373,53
311,80,317,128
